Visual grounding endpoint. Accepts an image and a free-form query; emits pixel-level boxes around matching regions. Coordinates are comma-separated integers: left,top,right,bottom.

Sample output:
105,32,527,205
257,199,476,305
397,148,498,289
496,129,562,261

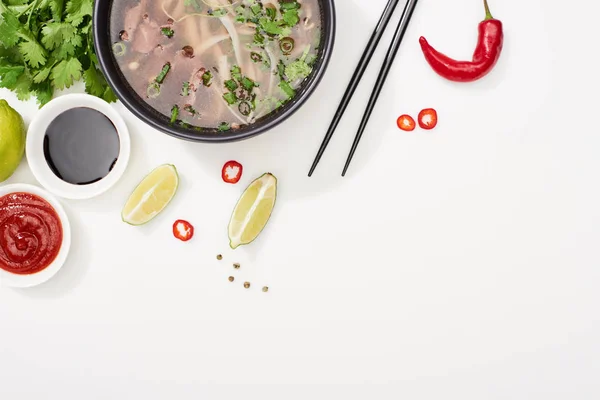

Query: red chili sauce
0,192,63,275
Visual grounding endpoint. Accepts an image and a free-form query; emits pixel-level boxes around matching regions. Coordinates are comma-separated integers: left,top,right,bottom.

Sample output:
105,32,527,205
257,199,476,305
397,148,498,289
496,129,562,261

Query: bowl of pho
93,0,336,143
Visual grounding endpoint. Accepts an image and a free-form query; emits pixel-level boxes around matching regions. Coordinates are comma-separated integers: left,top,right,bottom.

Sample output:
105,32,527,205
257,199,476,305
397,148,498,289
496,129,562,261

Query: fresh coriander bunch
0,0,116,107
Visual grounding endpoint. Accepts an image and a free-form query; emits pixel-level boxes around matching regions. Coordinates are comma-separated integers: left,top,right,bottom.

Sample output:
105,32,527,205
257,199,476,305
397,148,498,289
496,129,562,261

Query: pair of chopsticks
308,0,420,177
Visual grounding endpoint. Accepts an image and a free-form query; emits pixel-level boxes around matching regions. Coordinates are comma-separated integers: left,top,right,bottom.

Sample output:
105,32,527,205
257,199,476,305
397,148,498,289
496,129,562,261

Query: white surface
0,184,71,288
26,93,131,200
1,0,600,398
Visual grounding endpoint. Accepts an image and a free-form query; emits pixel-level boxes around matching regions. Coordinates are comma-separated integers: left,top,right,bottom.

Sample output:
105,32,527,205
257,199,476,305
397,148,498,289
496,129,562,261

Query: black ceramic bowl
93,0,336,143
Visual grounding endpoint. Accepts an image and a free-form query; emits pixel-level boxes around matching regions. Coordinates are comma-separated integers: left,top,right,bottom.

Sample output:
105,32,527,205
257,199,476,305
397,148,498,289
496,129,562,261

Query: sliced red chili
173,219,194,242
418,108,438,130
397,114,416,131
222,160,243,184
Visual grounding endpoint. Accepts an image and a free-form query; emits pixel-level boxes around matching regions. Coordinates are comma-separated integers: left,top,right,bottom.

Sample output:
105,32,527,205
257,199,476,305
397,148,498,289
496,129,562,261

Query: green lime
228,173,277,249
0,99,26,182
121,164,179,225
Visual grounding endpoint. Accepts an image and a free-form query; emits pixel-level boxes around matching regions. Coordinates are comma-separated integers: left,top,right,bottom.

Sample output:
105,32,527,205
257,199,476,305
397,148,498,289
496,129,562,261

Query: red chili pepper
397,114,416,131
222,160,243,184
173,219,194,242
418,108,438,130
419,0,503,82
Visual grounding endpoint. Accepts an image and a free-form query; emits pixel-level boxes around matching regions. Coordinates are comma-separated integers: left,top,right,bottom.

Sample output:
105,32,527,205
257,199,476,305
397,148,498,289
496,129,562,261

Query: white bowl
0,184,72,288
26,93,131,200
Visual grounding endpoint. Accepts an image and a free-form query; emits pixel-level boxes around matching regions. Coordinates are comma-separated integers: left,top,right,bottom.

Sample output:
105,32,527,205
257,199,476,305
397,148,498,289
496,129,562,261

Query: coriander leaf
259,18,283,35
279,80,295,98
285,60,311,81
0,63,24,88
6,0,30,6
102,86,117,103
80,20,91,34
41,22,77,50
0,12,21,47
0,43,23,64
19,40,47,68
50,0,65,21
14,73,33,101
282,10,299,27
33,81,54,106
53,41,77,58
65,0,93,26
33,63,54,83
83,65,105,96
51,57,82,89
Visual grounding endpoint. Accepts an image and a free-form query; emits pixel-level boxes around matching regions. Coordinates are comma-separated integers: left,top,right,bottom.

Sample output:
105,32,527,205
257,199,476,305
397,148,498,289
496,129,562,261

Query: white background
1,0,600,398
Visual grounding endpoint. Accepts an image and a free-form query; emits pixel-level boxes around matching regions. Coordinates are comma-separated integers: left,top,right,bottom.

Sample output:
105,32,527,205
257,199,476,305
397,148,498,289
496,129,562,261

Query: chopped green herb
231,65,242,81
265,6,277,21
208,9,228,17
250,4,262,15
277,60,286,79
218,122,231,131
202,70,213,86
253,31,265,46
279,80,295,98
285,60,311,81
250,52,263,62
241,76,255,91
282,9,300,27
170,105,179,123
155,62,171,84
183,104,197,115
225,79,238,91
161,27,174,38
223,92,237,105
181,81,190,96
259,18,283,35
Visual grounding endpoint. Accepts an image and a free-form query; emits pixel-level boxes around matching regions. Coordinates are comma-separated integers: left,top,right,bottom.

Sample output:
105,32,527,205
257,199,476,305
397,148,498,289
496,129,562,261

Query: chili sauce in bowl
26,94,131,200
0,184,71,288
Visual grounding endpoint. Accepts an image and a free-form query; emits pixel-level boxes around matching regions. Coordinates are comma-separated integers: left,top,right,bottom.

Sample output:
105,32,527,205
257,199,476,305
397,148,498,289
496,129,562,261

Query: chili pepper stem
483,0,494,20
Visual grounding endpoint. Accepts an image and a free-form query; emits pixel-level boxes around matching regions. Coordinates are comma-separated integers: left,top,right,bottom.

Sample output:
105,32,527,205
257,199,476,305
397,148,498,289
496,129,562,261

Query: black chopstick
307,0,401,177
341,0,419,177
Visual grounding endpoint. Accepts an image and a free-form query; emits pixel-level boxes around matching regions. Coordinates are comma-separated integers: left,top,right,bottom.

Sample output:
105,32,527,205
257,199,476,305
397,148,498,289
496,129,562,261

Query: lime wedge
228,173,277,249
121,164,179,225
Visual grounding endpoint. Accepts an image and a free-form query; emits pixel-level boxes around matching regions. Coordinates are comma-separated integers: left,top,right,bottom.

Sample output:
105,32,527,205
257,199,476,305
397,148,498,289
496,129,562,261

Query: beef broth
110,0,322,132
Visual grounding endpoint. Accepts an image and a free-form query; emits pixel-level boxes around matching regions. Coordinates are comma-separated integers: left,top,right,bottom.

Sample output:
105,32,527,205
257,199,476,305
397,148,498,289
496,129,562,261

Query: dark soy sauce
43,107,120,185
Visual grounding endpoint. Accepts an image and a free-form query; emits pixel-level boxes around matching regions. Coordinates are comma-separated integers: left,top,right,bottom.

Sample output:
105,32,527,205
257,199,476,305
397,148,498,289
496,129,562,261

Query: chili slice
173,219,194,242
397,114,416,131
418,108,438,130
222,160,243,184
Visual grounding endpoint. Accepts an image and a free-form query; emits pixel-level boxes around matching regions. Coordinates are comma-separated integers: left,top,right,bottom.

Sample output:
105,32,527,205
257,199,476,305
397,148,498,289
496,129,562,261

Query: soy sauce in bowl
26,93,131,200
43,107,120,185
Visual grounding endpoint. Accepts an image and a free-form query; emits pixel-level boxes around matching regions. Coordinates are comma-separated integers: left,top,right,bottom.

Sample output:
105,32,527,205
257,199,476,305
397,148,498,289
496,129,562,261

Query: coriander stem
17,2,34,17
26,0,41,27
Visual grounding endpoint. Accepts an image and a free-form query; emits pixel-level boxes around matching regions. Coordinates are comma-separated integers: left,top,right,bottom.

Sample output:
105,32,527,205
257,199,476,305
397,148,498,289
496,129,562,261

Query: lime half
121,164,179,225
228,173,277,249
